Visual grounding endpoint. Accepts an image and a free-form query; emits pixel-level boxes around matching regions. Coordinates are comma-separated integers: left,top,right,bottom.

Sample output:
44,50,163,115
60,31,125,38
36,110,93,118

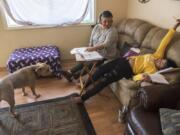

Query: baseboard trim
0,67,6,72
61,59,75,63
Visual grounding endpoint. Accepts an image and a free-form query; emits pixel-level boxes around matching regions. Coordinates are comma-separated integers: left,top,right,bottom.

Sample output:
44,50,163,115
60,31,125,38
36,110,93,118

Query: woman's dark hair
166,58,177,68
99,10,113,22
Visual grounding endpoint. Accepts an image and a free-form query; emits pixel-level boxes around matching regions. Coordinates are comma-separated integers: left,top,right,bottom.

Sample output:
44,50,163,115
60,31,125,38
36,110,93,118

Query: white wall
127,0,180,30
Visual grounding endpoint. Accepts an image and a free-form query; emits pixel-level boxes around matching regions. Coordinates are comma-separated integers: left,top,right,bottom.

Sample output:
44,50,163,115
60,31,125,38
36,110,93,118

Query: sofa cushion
134,23,154,45
117,19,153,45
117,34,137,50
167,39,180,67
123,19,145,39
117,19,144,34
141,27,168,50
120,42,133,56
159,108,180,135
139,47,155,55
116,79,138,107
162,69,180,84
117,19,128,34
127,105,163,135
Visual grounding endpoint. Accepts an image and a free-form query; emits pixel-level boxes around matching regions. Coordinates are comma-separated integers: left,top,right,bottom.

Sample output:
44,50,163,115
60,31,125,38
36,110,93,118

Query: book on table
70,47,104,61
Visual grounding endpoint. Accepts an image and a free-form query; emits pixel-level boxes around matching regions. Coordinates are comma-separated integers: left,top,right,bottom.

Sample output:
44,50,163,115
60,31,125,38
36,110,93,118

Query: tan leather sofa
110,18,180,121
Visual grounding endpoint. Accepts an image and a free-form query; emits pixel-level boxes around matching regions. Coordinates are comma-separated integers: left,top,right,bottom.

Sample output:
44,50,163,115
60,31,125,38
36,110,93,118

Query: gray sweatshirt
89,24,118,59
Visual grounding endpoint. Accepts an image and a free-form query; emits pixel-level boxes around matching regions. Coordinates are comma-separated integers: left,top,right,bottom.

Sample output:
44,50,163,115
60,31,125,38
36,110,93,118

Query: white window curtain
2,0,90,26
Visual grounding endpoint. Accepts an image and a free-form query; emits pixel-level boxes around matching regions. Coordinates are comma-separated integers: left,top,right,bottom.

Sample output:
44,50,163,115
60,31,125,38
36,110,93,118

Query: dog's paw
35,94,41,99
22,93,28,96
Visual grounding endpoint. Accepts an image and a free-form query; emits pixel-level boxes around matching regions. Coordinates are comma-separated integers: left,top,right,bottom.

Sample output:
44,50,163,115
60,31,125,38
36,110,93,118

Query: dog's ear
34,63,52,77
35,63,44,73
36,62,44,67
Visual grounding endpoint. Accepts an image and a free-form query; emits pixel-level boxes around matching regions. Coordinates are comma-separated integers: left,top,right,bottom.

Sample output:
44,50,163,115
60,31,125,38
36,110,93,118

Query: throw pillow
123,48,140,58
159,108,180,135
120,42,132,56
121,42,140,58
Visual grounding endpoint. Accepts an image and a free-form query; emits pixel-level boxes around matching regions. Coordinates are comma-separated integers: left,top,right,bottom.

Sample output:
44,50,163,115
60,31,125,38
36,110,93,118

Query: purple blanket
7,45,62,77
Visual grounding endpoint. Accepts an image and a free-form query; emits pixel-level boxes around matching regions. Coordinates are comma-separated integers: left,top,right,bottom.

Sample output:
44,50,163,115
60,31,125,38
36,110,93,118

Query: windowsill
4,22,96,31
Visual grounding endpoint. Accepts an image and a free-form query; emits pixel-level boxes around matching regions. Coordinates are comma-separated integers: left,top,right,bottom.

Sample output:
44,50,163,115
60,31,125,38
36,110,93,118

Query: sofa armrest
138,84,180,111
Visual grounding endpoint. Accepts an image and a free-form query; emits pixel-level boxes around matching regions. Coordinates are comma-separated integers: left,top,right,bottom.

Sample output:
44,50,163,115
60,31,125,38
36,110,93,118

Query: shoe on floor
61,70,73,82
71,96,83,103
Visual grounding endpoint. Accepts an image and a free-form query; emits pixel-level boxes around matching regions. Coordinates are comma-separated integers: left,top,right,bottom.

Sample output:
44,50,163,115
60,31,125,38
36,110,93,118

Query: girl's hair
166,58,177,68
99,10,113,23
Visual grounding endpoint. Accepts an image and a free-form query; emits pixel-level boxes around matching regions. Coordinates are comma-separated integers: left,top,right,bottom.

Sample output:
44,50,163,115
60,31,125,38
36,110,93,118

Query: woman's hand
142,73,152,82
86,47,96,52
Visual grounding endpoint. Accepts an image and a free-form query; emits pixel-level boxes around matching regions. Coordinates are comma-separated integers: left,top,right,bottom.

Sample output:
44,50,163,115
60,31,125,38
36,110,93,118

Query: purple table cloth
7,45,62,77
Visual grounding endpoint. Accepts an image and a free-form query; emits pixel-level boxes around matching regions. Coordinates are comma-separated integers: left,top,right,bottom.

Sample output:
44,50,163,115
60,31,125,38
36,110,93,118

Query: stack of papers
148,67,180,84
70,47,104,61
130,47,140,54
149,73,169,84
70,47,87,55
157,67,180,74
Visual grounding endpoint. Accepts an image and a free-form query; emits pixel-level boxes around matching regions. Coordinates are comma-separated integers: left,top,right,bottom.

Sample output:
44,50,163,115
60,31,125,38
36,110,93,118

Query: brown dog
0,63,52,117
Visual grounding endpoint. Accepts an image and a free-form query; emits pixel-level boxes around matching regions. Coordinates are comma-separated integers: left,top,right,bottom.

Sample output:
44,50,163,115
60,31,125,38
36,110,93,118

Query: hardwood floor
0,63,125,135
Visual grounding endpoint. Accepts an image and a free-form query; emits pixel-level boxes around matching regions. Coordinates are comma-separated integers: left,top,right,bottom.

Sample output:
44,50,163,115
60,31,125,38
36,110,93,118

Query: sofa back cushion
166,37,180,67
117,19,153,46
162,69,180,84
141,27,168,50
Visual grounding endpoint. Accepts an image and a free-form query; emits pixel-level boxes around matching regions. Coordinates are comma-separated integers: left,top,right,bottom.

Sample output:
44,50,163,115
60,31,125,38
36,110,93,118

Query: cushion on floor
7,45,62,77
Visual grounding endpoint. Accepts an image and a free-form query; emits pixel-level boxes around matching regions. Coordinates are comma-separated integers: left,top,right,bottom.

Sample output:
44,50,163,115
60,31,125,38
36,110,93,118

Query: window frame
0,0,96,30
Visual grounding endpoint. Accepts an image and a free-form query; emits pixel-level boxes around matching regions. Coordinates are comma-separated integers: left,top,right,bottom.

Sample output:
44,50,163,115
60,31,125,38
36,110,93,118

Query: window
0,0,95,28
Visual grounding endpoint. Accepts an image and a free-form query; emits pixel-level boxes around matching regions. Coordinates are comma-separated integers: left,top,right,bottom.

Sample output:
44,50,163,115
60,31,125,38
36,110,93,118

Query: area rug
0,94,96,135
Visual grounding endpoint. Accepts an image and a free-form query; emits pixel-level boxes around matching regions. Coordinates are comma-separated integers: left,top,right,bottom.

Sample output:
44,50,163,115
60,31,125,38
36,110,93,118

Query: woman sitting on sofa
74,18,180,102
61,10,118,82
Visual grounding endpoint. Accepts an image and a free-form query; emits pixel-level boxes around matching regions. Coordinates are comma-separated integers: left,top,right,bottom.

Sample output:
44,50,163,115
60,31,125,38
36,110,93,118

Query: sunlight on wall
127,0,180,30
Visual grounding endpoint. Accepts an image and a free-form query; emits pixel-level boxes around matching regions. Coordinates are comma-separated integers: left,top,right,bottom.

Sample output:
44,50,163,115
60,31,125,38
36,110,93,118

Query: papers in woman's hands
70,47,104,61
70,47,87,55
